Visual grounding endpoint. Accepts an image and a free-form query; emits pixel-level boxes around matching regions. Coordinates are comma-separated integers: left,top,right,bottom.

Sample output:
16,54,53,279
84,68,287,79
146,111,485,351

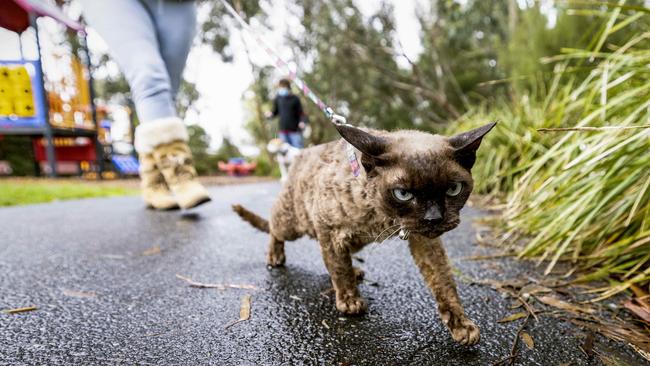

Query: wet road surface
0,182,645,365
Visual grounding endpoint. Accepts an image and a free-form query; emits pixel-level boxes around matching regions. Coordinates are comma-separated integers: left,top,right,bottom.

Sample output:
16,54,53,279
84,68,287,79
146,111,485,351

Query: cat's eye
446,182,463,196
392,188,414,201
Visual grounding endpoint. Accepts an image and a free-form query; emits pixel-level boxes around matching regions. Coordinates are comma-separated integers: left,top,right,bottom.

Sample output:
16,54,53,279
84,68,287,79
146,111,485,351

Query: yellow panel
0,67,13,116
8,67,30,83
0,67,11,80
0,101,13,116
14,99,36,117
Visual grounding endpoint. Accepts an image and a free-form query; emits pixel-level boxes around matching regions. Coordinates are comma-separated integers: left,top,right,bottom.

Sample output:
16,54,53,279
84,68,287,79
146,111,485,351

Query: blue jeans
278,131,303,148
80,0,196,123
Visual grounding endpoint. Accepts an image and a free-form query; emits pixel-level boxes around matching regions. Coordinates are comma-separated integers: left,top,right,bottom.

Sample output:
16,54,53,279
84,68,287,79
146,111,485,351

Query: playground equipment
218,158,257,176
0,0,103,177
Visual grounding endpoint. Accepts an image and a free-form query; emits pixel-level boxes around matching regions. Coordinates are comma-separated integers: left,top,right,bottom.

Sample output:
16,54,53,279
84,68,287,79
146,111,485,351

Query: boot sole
145,203,181,211
179,196,212,210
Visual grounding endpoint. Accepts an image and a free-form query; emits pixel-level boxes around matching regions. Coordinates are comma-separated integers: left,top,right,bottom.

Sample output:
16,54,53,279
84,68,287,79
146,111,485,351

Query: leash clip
331,114,347,125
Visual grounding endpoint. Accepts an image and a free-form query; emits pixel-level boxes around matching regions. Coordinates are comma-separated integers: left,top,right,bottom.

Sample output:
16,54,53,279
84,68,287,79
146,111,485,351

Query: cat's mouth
399,221,459,239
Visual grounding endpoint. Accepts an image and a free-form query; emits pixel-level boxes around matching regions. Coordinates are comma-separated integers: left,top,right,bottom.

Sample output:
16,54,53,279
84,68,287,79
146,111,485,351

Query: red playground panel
218,158,256,176
33,136,96,162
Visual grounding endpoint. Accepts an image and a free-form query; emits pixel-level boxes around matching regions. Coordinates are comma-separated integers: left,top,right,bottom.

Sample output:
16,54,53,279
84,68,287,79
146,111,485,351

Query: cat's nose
424,206,443,224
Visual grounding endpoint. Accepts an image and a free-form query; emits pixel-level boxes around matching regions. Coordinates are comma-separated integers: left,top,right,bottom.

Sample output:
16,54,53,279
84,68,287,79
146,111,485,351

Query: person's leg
79,0,176,122
142,0,197,96
288,132,304,148
81,0,209,209
278,131,290,144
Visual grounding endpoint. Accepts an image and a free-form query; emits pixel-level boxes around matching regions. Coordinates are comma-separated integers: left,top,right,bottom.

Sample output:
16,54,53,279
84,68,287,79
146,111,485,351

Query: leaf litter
471,275,650,363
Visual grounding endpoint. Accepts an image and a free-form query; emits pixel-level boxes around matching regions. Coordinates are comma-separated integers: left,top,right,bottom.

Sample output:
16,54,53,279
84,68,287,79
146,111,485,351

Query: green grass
0,180,138,207
448,3,650,299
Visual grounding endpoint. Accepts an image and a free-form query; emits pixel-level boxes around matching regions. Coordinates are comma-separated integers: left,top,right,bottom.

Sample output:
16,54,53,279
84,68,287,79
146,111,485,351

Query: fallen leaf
497,311,528,323
321,320,330,329
225,294,252,330
142,246,161,256
62,289,96,298
623,300,650,323
537,295,596,314
520,331,534,350
240,295,251,320
2,306,37,314
100,254,126,259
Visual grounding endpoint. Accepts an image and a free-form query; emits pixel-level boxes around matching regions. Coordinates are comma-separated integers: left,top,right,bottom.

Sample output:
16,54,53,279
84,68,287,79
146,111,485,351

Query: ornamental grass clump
450,5,650,298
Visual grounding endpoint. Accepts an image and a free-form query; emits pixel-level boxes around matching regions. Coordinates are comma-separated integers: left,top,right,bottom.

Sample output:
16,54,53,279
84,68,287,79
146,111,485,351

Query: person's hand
298,121,306,130
264,111,273,119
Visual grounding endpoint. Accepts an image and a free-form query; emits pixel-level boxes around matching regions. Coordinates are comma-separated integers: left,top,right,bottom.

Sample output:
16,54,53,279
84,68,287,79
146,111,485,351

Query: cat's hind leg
408,234,480,345
266,235,285,267
319,232,367,315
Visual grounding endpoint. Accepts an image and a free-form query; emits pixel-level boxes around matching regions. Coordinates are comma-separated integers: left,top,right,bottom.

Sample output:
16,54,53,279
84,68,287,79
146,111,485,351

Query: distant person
80,0,210,210
265,79,307,148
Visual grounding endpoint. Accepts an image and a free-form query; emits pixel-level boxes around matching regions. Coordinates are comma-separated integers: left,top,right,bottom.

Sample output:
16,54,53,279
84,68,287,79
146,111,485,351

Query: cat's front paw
335,294,367,315
266,249,286,267
441,311,480,345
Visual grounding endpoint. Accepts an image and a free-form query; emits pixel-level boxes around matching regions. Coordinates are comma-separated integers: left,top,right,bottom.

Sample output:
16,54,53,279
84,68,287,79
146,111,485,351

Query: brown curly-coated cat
233,122,496,345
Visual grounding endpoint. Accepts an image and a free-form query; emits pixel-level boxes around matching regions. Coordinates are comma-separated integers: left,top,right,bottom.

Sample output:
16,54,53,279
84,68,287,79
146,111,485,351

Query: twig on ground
2,306,37,314
460,253,515,261
176,274,257,290
493,313,531,366
320,288,335,298
516,295,539,322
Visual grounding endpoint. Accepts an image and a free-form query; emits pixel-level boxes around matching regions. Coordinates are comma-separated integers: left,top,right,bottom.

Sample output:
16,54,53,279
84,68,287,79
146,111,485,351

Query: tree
417,0,509,107
186,124,215,175
284,0,431,139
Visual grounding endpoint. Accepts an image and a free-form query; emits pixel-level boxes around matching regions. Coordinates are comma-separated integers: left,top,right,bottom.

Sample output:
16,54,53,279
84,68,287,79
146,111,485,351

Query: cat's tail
232,204,270,233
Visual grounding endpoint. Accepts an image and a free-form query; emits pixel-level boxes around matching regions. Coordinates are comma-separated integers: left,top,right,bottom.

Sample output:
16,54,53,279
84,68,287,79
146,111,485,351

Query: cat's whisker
366,224,401,255
371,224,400,244
376,226,403,247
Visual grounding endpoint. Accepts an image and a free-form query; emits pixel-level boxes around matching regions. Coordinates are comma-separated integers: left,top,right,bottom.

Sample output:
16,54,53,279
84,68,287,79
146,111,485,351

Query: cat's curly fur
233,122,495,345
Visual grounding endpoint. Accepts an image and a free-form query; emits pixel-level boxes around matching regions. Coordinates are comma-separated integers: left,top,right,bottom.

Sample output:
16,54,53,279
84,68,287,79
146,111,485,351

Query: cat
233,122,496,345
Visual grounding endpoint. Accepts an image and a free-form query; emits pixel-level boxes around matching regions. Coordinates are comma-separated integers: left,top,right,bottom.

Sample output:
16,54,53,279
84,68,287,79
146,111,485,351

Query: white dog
267,138,301,182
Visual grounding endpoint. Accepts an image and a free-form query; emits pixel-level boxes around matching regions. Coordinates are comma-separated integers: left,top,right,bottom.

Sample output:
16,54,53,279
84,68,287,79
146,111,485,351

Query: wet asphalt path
0,182,645,365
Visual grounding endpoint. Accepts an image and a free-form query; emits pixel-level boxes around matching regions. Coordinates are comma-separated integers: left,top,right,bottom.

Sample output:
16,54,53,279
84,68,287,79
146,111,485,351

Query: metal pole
18,33,25,61
80,32,104,179
127,97,137,158
31,15,57,177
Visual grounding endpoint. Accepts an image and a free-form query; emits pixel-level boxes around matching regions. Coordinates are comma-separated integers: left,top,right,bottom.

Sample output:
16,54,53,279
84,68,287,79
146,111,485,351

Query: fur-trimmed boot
139,153,179,210
135,117,211,209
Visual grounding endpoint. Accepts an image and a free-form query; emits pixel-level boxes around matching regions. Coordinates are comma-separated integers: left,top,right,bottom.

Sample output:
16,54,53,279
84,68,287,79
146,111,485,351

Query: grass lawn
0,179,138,207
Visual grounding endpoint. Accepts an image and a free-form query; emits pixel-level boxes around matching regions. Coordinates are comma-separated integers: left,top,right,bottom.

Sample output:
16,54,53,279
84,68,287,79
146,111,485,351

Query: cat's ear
448,122,497,169
335,124,389,157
